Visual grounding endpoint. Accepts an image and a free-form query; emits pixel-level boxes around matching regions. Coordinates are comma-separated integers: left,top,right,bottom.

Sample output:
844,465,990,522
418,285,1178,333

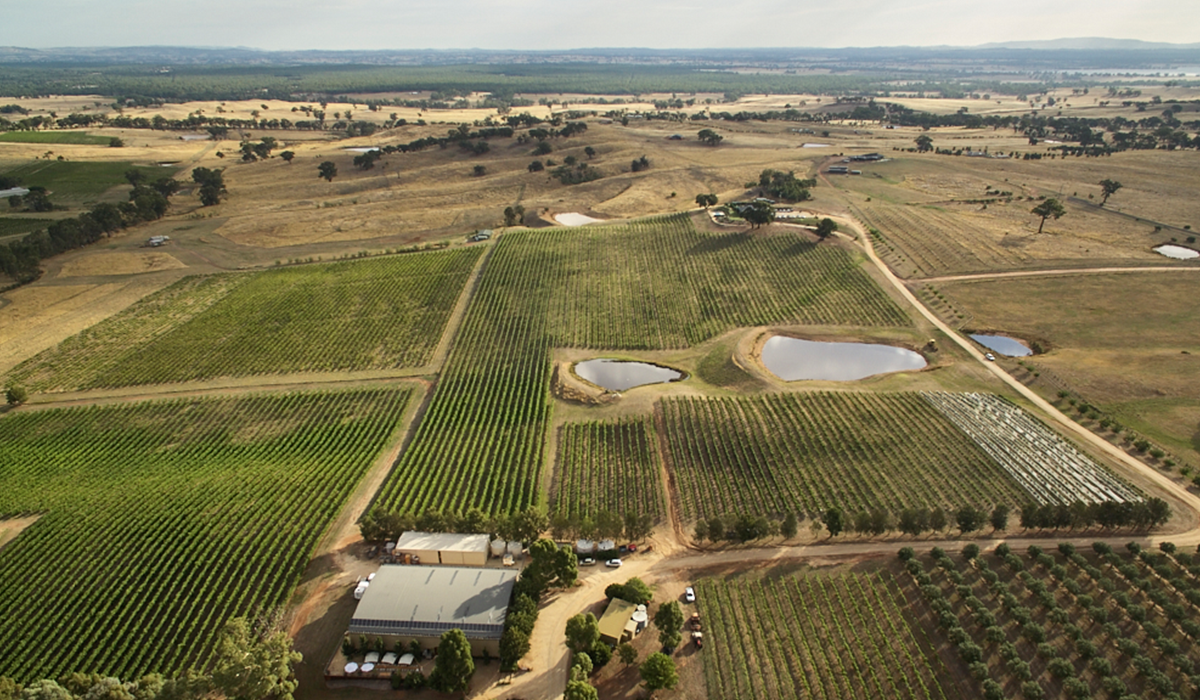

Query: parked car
580,557,596,566
627,543,637,552
685,586,696,603
605,558,623,568
985,353,996,361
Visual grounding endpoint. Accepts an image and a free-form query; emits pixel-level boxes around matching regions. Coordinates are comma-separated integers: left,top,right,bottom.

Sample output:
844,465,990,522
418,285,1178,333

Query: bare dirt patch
58,251,187,278
0,514,41,552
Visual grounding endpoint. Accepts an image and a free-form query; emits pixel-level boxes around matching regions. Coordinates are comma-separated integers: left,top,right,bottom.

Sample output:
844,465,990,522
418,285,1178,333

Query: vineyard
542,216,909,349
904,541,1200,698
0,387,412,682
696,571,957,700
374,214,909,516
856,202,1026,278
7,248,480,391
661,392,1029,520
922,392,1141,505
550,416,665,521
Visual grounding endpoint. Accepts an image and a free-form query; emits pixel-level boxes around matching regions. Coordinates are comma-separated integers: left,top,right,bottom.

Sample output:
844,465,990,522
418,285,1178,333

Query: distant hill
975,38,1200,50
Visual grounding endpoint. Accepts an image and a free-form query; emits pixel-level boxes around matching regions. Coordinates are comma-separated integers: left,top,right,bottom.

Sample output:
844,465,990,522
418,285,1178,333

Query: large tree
654,600,684,650
1099,179,1123,206
428,629,474,694
565,613,600,654
694,193,718,209
824,507,844,538
1031,198,1066,233
211,616,302,700
191,167,226,206
915,134,934,152
317,161,338,182
639,653,679,695
815,218,838,240
697,128,723,146
742,202,775,229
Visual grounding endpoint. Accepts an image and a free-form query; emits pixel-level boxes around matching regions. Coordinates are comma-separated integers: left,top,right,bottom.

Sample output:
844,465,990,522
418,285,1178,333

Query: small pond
970,334,1032,357
801,143,831,148
343,147,382,153
760,336,926,381
574,359,684,391
1154,244,1199,260
180,134,210,141
554,212,605,226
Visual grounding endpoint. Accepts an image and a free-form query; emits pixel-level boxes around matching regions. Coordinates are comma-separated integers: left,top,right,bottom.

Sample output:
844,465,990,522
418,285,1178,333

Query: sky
2,0,1197,51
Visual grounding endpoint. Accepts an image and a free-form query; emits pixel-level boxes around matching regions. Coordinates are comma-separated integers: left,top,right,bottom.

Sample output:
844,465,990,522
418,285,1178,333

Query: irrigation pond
573,359,684,391
760,336,926,381
1153,244,1199,260
970,334,1032,357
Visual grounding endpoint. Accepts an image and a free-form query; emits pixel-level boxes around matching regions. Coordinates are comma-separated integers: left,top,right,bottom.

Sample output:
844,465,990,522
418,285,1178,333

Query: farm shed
598,598,639,645
347,565,517,656
393,531,490,567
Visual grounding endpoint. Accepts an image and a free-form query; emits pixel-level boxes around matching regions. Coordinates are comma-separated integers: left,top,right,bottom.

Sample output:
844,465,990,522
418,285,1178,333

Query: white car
984,353,995,361
685,586,696,603
605,558,623,568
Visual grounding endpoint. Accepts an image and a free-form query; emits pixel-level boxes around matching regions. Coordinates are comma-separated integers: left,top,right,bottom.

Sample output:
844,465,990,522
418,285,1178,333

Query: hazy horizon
2,0,1197,53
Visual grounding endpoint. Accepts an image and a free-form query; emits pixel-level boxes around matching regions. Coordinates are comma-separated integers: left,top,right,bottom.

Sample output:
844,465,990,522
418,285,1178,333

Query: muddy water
970,334,1032,357
1154,244,1199,260
554,213,605,226
760,336,926,381
574,359,684,391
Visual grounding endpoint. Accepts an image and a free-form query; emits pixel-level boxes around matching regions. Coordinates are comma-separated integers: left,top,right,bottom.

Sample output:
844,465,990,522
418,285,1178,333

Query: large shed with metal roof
393,531,491,567
347,565,517,656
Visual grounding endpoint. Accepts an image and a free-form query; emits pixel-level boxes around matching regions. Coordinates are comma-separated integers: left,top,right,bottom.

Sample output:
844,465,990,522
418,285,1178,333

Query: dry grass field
939,272,1200,464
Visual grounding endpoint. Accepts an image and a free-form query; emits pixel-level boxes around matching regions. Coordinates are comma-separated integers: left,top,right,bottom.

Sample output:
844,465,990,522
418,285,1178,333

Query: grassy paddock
0,387,413,683
0,161,163,203
0,131,114,145
939,272,1200,462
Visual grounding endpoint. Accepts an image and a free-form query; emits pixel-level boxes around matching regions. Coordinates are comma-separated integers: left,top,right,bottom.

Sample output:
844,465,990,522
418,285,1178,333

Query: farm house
347,565,517,656
393,531,490,566
598,598,640,645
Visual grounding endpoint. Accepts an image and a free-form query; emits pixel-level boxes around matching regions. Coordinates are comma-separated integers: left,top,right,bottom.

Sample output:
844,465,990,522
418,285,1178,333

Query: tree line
0,170,182,284
359,506,655,546
693,498,1171,543
0,614,300,700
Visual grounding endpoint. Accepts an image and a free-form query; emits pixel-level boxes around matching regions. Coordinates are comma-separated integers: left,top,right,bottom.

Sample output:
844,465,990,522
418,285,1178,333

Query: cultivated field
697,570,957,700
0,387,413,683
906,542,1200,698
550,416,665,521
373,214,908,516
6,248,480,391
923,392,1142,505
661,392,1029,520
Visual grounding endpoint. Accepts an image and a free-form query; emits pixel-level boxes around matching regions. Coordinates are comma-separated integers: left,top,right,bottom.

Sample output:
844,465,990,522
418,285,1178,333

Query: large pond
574,359,684,391
760,336,926,381
801,143,831,148
554,212,605,226
343,147,382,153
1154,244,1200,260
970,334,1032,357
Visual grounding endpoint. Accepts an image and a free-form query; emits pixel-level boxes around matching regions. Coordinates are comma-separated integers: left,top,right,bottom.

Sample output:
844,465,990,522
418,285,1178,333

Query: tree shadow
686,232,752,256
